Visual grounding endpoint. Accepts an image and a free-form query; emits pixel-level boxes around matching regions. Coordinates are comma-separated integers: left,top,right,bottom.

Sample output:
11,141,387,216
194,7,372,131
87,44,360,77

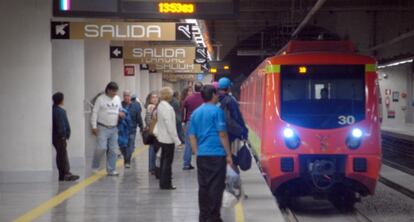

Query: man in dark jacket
217,77,248,143
121,91,144,168
52,92,79,181
182,82,204,170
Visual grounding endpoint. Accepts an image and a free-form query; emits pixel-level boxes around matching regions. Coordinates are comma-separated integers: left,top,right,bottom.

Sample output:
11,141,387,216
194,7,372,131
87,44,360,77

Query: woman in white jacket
154,87,182,189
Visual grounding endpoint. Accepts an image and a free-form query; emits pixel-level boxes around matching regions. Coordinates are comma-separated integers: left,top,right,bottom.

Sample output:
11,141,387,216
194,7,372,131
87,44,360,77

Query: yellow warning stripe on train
365,64,376,72
265,64,280,74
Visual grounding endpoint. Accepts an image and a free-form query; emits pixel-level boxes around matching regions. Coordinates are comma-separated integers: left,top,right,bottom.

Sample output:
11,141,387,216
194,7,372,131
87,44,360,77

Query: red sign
124,65,135,76
387,110,396,119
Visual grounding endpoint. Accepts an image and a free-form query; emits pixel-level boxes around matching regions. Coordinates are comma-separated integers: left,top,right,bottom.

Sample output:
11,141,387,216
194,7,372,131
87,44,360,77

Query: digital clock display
54,0,238,19
159,2,195,14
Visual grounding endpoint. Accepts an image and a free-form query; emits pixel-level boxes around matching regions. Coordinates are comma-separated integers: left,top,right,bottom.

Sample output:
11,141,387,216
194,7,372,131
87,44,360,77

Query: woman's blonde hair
159,87,174,101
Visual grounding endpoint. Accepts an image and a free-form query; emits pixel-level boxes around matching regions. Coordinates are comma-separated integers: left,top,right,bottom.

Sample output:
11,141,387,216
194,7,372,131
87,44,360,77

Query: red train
240,40,381,208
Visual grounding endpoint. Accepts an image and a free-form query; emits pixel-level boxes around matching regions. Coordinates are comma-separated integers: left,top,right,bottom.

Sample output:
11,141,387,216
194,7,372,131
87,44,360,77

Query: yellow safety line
234,201,245,222
13,147,147,222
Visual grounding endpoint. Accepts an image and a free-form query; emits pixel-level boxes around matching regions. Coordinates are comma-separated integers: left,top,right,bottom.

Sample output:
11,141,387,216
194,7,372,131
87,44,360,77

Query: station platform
381,124,414,172
0,146,284,222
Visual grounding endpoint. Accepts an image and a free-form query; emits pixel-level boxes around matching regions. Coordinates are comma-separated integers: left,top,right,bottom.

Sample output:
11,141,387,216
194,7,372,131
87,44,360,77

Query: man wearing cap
182,82,204,170
121,90,144,168
217,77,248,145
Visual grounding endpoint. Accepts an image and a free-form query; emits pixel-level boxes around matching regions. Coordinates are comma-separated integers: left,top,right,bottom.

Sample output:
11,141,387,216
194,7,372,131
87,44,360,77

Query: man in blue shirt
52,92,79,181
189,85,233,222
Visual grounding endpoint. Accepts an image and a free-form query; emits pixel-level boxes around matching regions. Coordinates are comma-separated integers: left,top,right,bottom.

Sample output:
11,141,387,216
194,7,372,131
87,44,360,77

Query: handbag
237,140,252,171
141,129,156,145
142,105,158,145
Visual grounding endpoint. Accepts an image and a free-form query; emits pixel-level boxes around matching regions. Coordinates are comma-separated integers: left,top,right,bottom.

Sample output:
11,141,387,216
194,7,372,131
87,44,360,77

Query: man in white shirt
91,82,124,176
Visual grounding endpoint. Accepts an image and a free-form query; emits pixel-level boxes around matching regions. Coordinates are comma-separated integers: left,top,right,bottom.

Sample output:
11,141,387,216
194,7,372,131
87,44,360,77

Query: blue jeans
120,133,136,164
92,125,119,173
148,144,157,171
183,122,193,168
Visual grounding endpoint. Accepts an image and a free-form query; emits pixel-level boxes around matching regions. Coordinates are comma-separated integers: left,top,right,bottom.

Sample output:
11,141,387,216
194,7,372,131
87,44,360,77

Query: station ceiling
206,0,414,60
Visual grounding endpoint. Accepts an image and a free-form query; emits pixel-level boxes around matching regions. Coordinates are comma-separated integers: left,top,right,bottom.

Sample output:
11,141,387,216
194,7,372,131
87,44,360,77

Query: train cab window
280,65,365,129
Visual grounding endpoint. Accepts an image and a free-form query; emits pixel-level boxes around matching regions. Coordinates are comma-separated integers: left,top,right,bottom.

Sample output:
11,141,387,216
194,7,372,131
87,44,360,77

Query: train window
280,65,365,129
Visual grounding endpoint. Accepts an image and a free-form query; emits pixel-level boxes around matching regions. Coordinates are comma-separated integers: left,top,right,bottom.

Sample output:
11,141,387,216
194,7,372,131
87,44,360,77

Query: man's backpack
220,97,244,138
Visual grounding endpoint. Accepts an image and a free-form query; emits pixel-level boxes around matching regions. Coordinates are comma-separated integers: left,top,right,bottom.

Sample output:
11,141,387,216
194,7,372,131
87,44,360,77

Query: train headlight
346,128,363,149
283,128,294,138
283,128,301,149
351,128,363,138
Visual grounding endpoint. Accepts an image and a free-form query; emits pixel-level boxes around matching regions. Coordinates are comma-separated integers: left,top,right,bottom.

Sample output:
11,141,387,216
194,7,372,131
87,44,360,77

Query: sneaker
183,165,195,170
92,169,100,174
125,163,131,168
107,171,119,176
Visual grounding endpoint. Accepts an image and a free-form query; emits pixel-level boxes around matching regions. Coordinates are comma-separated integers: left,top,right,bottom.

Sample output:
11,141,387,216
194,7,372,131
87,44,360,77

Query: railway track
379,159,414,200
282,205,373,222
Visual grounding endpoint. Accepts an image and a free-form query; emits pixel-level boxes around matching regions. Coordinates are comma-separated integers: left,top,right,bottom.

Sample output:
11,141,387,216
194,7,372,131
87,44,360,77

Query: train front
261,51,382,207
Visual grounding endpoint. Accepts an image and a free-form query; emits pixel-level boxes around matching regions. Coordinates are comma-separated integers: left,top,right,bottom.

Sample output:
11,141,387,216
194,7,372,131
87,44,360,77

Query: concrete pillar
52,40,85,167
135,65,144,103
84,40,111,159
0,0,53,182
111,59,125,94
140,69,150,101
150,73,163,92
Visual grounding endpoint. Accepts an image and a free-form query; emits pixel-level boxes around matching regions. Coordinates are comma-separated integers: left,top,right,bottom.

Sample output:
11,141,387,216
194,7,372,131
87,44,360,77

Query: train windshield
280,65,365,129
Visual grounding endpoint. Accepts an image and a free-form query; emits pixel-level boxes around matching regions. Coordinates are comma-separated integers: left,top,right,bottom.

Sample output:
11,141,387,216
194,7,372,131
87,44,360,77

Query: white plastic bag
222,190,238,208
222,165,242,208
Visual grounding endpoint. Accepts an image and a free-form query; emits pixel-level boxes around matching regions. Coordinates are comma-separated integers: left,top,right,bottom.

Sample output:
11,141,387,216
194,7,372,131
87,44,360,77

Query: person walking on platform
153,87,182,190
188,85,233,222
91,82,124,176
182,82,204,170
121,91,143,168
170,91,184,145
52,92,80,182
145,92,160,175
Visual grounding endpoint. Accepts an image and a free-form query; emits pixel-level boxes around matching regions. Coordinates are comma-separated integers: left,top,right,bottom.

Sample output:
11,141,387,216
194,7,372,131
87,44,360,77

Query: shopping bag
222,165,242,208
222,190,238,208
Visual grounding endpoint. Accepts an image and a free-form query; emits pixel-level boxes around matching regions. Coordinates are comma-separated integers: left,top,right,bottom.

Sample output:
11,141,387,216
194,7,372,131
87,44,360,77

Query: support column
0,0,53,182
84,40,111,159
52,40,85,167
111,59,125,94
150,73,163,91
135,65,144,103
140,68,150,102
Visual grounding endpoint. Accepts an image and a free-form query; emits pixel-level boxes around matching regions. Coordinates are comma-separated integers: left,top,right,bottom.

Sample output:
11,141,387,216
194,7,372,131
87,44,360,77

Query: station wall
0,0,53,182
378,63,413,128
52,40,86,167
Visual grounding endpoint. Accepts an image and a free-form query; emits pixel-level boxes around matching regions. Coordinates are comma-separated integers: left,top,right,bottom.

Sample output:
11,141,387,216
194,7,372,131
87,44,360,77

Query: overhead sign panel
123,45,196,64
124,59,202,74
51,21,193,41
53,0,239,19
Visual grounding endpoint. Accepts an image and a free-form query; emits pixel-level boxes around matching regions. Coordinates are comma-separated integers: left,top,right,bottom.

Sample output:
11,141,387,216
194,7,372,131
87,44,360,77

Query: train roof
266,40,376,65
279,40,355,54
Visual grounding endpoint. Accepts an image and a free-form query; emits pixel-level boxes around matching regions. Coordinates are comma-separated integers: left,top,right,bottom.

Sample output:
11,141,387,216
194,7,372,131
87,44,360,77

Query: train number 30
338,115,355,125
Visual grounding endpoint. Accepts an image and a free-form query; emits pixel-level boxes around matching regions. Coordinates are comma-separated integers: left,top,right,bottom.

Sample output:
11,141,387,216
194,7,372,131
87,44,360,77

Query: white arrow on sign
178,25,192,39
197,48,207,58
56,24,68,36
112,48,121,57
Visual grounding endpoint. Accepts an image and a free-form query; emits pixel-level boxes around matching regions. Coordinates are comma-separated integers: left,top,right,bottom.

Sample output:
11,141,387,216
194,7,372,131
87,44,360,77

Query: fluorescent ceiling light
378,58,413,69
